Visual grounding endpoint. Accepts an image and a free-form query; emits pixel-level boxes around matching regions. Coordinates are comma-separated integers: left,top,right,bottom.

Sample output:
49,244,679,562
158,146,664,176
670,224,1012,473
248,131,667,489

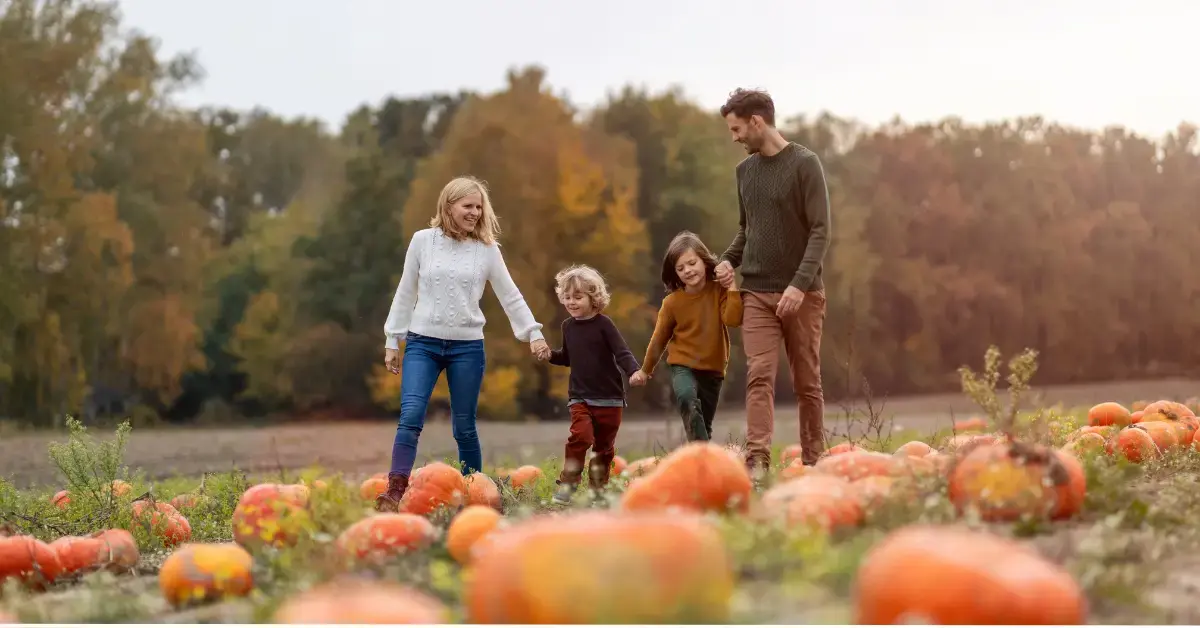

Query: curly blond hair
554,264,611,311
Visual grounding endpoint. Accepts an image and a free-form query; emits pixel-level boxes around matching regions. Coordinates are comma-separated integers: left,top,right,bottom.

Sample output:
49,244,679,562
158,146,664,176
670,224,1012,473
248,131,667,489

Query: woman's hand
530,339,551,361
384,348,401,374
629,370,649,387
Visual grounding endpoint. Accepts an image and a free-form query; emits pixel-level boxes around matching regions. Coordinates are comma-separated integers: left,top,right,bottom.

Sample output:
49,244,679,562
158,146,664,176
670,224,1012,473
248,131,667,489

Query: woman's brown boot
374,472,408,512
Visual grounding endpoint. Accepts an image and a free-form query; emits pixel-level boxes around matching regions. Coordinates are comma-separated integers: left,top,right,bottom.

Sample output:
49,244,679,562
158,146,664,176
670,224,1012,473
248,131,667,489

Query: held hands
629,370,649,387
776,286,806,318
530,338,551,361
384,348,401,374
715,260,735,290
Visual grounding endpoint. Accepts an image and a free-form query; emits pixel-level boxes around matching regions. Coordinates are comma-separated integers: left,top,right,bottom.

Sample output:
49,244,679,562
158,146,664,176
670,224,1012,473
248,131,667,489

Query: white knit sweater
383,228,545,350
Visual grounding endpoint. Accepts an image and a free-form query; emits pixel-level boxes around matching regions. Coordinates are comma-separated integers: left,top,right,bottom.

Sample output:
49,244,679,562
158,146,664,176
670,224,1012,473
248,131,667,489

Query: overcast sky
115,0,1197,139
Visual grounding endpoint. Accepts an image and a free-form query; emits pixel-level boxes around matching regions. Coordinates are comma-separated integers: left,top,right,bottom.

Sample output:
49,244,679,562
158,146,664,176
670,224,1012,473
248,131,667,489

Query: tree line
3,0,1198,428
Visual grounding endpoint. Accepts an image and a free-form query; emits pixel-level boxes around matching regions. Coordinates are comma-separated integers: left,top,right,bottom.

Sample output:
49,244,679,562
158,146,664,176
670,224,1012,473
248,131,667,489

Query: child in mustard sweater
630,231,743,441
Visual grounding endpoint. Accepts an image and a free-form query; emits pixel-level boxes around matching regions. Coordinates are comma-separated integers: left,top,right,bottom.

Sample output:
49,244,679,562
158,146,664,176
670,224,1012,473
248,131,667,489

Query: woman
377,175,550,512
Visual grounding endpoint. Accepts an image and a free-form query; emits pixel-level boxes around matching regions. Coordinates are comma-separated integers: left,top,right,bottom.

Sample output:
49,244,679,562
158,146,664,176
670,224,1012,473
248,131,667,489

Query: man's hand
384,348,401,374
776,286,806,318
629,370,650,387
715,260,734,289
531,338,551,361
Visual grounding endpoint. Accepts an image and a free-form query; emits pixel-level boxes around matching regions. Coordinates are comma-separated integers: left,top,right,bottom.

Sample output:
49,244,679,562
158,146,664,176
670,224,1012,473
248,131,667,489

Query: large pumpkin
272,578,449,623
231,483,310,549
1086,401,1132,427
336,513,436,563
620,442,752,514
947,441,1084,521
158,542,254,607
0,535,63,589
400,462,466,516
853,524,1086,623
446,505,503,564
464,511,733,623
49,536,107,577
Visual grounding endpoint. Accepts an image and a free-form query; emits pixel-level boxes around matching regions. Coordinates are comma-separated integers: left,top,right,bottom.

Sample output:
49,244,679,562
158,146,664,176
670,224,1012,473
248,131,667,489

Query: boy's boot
552,479,577,506
374,472,409,512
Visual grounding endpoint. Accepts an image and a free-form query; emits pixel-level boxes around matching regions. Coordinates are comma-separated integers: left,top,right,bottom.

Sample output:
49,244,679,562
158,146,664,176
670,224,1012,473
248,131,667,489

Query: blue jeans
389,332,486,477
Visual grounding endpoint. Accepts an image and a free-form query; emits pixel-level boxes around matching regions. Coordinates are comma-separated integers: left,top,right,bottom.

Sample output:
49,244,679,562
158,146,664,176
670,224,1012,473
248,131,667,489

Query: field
2,372,1200,623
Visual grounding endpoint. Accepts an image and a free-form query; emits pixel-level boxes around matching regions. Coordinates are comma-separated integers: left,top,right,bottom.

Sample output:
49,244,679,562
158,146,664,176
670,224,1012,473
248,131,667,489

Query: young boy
543,264,643,505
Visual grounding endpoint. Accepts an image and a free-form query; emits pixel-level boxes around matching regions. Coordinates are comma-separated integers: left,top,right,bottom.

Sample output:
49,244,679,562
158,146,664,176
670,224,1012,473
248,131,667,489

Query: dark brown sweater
719,142,831,293
548,314,641,401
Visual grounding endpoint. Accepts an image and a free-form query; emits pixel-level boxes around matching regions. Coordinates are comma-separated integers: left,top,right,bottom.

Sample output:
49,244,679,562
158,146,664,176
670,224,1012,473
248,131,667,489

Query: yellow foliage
479,366,522,421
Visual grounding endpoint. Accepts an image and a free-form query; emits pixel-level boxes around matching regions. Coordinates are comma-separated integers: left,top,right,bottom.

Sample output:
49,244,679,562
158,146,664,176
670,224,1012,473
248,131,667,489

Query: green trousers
669,365,724,442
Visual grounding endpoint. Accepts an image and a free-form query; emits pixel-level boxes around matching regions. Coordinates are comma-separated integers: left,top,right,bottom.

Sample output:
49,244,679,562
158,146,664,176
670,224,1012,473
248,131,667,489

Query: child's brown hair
660,230,718,292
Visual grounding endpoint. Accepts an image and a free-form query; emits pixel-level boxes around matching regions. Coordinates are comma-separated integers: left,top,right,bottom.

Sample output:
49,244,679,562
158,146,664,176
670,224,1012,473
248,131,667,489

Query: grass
3,351,1200,622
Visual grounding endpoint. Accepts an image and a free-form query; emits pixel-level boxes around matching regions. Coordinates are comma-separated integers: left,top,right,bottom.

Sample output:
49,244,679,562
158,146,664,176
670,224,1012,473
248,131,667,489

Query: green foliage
958,345,1040,435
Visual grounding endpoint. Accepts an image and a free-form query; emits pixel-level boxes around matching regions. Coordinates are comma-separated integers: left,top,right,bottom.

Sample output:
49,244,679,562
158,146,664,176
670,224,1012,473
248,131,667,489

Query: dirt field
2,378,1197,489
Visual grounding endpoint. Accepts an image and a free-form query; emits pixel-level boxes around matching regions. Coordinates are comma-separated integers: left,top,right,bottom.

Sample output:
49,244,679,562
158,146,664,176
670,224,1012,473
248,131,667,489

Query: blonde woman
377,175,550,512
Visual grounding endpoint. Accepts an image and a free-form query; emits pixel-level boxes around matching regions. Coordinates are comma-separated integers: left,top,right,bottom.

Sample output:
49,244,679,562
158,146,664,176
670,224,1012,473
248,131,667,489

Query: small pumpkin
92,528,139,573
892,441,935,458
359,476,388,501
620,457,659,478
1062,432,1106,456
778,458,809,481
131,499,192,547
757,474,864,533
813,450,900,481
446,505,503,564
1086,401,1132,427
52,490,70,510
780,443,804,466
853,524,1087,624
464,472,502,510
273,578,449,624
620,442,752,514
507,465,543,489
336,513,436,563
464,511,733,624
158,542,254,607
1108,425,1162,462
952,417,989,432
400,462,467,516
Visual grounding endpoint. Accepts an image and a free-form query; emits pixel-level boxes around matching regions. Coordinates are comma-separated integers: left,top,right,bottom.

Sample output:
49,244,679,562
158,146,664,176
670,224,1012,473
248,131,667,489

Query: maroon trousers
559,403,622,489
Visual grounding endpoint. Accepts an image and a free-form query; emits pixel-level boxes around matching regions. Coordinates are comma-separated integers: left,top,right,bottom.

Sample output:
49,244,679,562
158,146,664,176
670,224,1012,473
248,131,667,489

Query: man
714,88,831,472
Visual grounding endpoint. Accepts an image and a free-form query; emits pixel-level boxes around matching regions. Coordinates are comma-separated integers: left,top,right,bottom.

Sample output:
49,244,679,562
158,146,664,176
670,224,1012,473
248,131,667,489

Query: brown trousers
559,404,622,489
742,289,827,467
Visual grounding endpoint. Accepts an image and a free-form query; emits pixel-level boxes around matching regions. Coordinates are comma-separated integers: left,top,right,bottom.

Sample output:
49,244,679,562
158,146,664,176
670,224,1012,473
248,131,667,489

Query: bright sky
116,0,1197,140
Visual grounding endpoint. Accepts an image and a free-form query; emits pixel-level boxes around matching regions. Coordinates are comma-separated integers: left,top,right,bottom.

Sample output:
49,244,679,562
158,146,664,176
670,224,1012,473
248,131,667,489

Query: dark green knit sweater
719,142,831,293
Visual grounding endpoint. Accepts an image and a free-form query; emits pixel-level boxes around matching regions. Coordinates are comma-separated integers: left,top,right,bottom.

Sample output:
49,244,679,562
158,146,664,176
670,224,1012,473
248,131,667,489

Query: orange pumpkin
609,455,628,476
780,443,804,465
1143,399,1195,419
621,457,659,478
272,578,449,624
0,535,63,588
1067,425,1116,442
1131,421,1180,452
1140,408,1197,446
1108,425,1162,462
465,511,733,624
131,500,192,547
948,441,1082,521
779,458,809,481
158,542,254,607
231,483,310,549
758,474,864,533
1086,401,1132,427
824,442,865,457
620,442,752,514
110,480,133,497
92,528,139,573
399,462,467,516
169,493,200,511
507,465,543,489
892,441,934,458
952,417,989,432
1050,450,1087,520
359,476,388,501
853,524,1086,624
813,450,900,481
464,472,502,510
1130,410,1145,423
1062,432,1106,456
336,513,436,563
446,505,503,564
49,536,106,577
52,490,70,510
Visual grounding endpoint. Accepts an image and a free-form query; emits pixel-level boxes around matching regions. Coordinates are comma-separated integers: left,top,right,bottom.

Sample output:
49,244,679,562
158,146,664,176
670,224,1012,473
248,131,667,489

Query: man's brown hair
661,230,718,292
720,88,776,127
